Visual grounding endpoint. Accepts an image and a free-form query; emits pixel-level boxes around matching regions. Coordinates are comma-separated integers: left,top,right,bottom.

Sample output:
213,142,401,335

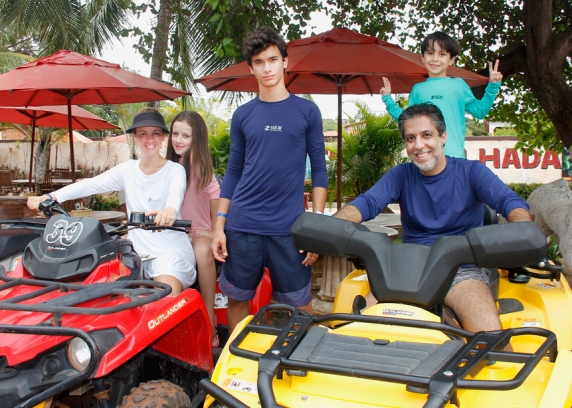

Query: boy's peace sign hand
489,59,503,83
380,77,392,96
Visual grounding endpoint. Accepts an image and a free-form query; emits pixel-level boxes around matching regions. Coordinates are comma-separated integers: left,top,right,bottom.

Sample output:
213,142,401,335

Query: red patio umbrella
0,50,190,182
196,28,488,209
0,104,117,188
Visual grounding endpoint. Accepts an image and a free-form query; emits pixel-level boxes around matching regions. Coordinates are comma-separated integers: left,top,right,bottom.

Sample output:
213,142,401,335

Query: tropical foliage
1,1,569,157
0,0,130,56
327,0,572,152
326,103,406,198
90,193,120,211
209,131,231,177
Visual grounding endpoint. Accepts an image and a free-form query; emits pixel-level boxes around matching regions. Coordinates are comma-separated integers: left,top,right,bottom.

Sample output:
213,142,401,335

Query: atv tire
119,379,191,408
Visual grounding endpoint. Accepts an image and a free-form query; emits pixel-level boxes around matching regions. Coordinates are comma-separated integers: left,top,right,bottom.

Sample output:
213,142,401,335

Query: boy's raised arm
489,59,503,83
380,77,403,121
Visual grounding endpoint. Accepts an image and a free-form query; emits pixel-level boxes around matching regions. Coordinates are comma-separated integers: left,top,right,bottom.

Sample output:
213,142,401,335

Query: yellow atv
200,213,572,407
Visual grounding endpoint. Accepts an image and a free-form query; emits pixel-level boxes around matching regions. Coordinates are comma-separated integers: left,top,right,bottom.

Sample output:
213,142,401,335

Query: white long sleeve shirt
54,160,194,262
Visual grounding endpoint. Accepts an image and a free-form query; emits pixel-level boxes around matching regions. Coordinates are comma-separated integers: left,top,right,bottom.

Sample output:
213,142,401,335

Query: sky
100,11,387,121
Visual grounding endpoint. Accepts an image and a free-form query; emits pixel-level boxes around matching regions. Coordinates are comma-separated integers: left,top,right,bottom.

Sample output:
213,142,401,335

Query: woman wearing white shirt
27,110,196,295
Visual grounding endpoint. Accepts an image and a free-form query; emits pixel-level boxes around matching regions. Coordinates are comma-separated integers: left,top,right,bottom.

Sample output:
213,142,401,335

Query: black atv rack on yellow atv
200,304,557,408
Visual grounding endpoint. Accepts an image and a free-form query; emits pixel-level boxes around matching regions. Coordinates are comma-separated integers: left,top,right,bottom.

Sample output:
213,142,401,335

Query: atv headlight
67,337,91,371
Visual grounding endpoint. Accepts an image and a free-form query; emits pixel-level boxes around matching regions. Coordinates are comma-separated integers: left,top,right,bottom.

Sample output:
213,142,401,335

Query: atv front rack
0,267,171,325
201,304,558,408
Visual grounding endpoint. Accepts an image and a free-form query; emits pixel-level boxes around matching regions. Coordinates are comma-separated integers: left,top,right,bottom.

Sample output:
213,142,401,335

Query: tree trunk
523,0,572,148
34,143,49,196
148,0,174,108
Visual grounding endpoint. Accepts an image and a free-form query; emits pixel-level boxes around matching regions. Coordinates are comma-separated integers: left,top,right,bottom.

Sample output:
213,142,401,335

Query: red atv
0,200,270,408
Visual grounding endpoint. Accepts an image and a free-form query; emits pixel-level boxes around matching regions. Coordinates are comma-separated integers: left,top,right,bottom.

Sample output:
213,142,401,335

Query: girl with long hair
166,111,220,346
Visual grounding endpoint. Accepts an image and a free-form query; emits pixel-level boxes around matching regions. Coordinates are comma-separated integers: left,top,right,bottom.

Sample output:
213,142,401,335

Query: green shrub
209,132,230,177
304,179,313,194
90,193,120,211
326,103,406,197
506,183,544,201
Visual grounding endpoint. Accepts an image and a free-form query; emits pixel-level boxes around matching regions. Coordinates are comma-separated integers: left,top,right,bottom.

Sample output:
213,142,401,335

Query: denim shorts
450,266,491,288
218,230,312,306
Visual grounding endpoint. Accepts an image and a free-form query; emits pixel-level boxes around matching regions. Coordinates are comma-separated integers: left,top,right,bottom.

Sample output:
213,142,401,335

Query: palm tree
0,26,34,73
138,0,323,106
0,0,131,56
326,102,406,198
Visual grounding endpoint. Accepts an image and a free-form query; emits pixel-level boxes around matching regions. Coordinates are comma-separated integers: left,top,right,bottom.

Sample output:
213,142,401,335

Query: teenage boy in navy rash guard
334,103,531,338
211,26,328,334
381,31,503,159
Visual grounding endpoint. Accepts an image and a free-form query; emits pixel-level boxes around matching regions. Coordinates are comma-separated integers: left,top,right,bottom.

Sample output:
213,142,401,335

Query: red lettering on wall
522,151,541,169
479,148,500,168
501,148,521,168
541,151,562,169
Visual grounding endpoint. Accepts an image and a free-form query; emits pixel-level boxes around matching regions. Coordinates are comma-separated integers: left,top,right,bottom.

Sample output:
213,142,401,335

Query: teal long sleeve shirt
382,78,500,158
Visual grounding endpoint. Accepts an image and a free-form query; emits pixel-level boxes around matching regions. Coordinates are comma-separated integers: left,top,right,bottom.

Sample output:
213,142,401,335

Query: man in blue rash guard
211,26,328,334
334,103,532,335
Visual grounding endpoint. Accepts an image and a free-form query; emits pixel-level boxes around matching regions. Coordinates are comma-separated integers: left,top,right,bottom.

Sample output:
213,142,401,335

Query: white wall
0,140,131,178
465,136,562,184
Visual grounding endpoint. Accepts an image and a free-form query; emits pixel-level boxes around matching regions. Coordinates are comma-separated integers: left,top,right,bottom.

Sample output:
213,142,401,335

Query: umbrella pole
336,83,343,211
67,97,76,182
28,120,36,191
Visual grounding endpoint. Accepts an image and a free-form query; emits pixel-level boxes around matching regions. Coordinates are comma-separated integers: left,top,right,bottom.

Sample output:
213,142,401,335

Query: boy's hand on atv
489,59,503,83
380,77,392,96
301,250,319,266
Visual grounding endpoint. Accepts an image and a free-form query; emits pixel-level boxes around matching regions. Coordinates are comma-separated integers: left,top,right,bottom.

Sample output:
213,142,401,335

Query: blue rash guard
221,94,328,235
382,78,500,159
351,157,529,245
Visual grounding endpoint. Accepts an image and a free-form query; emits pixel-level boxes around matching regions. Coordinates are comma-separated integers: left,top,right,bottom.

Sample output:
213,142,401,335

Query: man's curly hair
243,26,288,67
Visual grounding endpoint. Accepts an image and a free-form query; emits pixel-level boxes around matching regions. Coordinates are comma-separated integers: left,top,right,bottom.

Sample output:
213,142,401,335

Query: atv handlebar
128,212,192,228
38,199,70,217
38,201,191,234
104,212,192,236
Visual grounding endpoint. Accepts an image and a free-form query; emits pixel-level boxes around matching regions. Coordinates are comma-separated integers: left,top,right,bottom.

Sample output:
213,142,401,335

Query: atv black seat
0,228,40,259
22,215,117,281
291,213,547,309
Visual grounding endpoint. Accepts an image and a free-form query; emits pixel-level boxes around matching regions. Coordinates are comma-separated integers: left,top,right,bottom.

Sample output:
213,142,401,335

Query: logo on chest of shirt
431,95,444,100
264,125,283,132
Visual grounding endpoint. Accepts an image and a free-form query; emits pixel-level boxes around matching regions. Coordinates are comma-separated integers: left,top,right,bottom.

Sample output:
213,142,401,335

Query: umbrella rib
94,89,110,104
311,73,363,86
285,73,299,88
15,109,35,120
152,90,176,100
22,90,39,107
74,118,88,129
15,109,56,121
203,78,241,91
361,76,374,95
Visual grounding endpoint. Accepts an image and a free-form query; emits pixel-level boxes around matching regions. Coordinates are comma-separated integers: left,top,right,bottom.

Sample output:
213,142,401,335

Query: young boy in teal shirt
381,32,503,158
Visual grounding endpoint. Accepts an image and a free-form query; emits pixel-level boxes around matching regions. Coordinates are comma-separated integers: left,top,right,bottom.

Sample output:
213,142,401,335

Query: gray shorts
450,266,491,288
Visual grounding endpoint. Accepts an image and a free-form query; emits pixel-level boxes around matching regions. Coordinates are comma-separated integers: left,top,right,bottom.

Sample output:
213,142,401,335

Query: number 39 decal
45,220,83,247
